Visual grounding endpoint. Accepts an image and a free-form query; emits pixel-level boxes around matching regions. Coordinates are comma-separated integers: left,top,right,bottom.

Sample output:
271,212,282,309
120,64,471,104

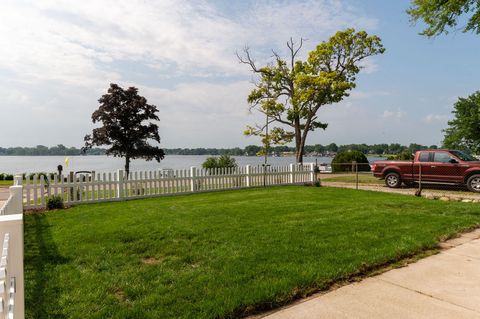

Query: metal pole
416,163,422,197
355,161,359,190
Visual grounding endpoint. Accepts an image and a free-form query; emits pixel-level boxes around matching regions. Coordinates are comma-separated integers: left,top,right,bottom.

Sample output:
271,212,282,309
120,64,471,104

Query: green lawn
25,186,480,319
0,180,13,186
321,174,383,185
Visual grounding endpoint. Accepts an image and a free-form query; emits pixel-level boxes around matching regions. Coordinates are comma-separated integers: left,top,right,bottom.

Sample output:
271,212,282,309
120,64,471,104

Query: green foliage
84,83,165,177
408,0,480,37
386,151,414,160
5,174,13,181
24,187,480,318
202,155,238,171
46,195,64,210
443,91,480,153
0,173,14,181
331,150,371,172
244,145,261,156
240,29,384,163
0,145,106,156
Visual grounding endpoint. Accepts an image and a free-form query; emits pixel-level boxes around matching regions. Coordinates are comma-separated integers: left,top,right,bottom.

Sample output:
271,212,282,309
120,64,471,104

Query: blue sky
0,0,479,148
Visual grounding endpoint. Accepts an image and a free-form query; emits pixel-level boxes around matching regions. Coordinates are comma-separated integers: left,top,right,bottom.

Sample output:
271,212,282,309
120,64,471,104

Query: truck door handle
431,165,436,168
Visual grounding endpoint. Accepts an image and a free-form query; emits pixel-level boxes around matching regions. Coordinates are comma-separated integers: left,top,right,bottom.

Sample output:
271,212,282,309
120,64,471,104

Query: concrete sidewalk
260,230,480,319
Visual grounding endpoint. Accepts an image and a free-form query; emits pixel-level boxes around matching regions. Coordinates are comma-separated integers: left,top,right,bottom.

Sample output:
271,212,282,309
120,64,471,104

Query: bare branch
236,46,260,73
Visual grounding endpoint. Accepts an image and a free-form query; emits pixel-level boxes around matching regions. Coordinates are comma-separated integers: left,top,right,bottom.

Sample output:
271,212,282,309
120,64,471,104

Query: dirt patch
142,257,162,265
109,287,132,306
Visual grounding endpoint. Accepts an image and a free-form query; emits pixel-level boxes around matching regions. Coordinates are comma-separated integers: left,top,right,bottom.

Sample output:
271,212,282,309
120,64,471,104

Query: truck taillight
371,164,376,171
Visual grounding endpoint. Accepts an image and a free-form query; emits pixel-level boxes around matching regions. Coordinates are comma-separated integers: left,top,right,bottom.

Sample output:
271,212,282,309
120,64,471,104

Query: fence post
416,164,423,197
190,167,197,192
246,165,251,188
289,163,294,184
8,185,23,214
13,175,22,186
117,169,124,199
309,163,315,183
353,161,358,190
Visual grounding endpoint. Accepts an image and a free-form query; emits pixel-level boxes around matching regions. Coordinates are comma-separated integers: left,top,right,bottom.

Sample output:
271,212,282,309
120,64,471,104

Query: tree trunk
297,138,306,164
294,117,303,163
297,117,313,164
125,156,130,180
296,142,305,164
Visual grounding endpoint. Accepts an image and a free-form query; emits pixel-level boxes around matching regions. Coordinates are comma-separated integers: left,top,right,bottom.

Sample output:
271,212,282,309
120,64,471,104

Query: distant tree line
166,143,440,156
0,143,442,157
0,144,106,156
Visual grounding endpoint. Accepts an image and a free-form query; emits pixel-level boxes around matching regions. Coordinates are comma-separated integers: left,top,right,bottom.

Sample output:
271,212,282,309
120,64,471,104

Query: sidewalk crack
376,278,480,314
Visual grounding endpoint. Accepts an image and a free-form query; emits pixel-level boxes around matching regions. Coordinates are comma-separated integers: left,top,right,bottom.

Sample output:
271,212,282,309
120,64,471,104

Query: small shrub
47,195,64,210
202,155,237,172
386,151,414,160
331,150,371,173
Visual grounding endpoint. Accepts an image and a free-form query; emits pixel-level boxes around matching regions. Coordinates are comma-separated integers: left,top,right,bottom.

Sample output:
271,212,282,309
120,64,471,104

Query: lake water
0,155,385,174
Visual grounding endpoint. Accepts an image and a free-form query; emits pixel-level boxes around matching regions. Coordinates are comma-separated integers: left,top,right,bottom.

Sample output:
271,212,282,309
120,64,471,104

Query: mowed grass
321,174,383,185
24,186,480,319
0,180,13,186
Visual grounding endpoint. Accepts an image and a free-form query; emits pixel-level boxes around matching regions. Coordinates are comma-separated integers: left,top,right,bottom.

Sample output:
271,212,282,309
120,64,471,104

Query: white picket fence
0,177,25,319
23,163,315,209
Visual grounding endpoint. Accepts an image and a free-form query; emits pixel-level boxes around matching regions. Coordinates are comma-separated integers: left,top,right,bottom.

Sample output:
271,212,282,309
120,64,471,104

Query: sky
1,0,479,148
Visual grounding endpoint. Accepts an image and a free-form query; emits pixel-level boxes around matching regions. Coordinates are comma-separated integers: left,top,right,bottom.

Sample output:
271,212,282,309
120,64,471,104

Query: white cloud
0,0,378,87
423,114,450,124
349,90,391,99
0,0,379,147
381,109,405,119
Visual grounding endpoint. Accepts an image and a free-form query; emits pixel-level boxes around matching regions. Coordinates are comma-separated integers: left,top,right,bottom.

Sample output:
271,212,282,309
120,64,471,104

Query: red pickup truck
372,150,480,192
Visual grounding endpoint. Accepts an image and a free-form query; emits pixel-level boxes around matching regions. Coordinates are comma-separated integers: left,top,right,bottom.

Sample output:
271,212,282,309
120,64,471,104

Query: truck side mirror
448,158,458,164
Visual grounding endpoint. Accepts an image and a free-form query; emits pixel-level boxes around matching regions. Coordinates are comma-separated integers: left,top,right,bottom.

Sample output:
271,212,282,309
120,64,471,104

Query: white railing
23,163,315,209
0,176,24,319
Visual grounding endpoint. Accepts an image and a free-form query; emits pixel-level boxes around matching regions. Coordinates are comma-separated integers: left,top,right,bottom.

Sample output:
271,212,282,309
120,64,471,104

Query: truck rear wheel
385,172,401,188
467,174,480,193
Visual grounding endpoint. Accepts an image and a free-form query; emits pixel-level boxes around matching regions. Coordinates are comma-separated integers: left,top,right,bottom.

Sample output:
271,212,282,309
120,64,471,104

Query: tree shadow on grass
24,213,70,319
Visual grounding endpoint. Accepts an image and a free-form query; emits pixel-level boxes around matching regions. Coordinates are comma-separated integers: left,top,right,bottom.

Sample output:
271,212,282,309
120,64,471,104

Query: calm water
0,155,384,174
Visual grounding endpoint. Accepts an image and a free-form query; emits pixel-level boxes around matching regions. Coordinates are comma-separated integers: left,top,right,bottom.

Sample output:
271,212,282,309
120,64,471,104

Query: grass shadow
24,213,70,319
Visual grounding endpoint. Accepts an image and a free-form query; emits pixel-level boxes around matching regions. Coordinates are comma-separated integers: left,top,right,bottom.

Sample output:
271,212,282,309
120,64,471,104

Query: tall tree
407,0,480,37
443,91,480,153
84,83,165,178
238,29,384,163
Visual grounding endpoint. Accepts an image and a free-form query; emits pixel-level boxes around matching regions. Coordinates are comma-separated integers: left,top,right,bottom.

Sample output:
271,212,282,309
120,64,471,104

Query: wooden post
245,165,251,188
8,185,23,214
69,172,74,203
309,163,315,184
190,167,197,192
13,175,22,186
289,164,294,184
117,170,124,199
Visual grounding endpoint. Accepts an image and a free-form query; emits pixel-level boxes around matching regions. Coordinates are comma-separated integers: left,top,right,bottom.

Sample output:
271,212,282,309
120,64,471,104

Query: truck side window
433,152,452,163
418,152,430,162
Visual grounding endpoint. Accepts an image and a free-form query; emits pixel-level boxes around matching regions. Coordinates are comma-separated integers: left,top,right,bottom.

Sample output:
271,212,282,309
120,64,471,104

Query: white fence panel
0,177,25,319
22,163,315,209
